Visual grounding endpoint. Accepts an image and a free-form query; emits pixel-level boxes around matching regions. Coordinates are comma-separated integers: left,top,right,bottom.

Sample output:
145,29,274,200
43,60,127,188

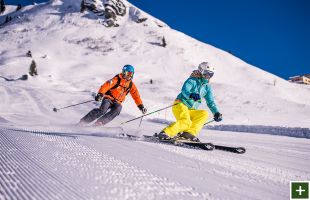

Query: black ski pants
81,98,122,125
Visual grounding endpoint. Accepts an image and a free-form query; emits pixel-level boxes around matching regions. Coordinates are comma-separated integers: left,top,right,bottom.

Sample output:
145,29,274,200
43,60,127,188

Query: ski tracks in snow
107,134,310,200
1,125,309,200
0,128,212,200
92,132,310,199
0,129,87,200
0,83,61,124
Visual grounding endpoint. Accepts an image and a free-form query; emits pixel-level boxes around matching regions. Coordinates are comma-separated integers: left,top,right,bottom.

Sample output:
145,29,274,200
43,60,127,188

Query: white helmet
198,62,214,78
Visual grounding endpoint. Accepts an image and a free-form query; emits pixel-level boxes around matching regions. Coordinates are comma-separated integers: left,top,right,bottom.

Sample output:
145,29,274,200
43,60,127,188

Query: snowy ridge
206,125,310,139
148,118,310,139
0,5,18,19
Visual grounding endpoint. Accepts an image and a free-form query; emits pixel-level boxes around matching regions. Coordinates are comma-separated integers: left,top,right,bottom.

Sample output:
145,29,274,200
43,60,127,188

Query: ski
214,145,246,154
143,135,215,151
120,133,246,154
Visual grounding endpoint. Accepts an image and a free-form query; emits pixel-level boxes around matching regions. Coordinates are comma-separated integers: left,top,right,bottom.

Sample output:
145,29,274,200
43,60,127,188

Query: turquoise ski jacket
176,71,219,114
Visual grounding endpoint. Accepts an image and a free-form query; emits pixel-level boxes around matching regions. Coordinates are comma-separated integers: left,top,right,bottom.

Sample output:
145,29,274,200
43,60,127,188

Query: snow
0,5,18,16
1,123,309,200
0,0,309,199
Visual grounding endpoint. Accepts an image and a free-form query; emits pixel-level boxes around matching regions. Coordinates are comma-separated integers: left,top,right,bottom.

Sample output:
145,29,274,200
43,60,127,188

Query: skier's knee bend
107,105,122,119
114,105,122,115
99,106,107,111
90,108,105,116
179,119,192,131
95,109,105,116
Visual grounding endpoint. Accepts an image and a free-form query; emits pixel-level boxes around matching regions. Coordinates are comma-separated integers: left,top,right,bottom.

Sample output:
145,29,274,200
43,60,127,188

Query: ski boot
154,131,170,140
177,132,200,142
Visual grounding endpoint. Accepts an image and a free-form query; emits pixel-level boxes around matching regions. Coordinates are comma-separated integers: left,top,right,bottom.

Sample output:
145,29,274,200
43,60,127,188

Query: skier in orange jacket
79,65,147,126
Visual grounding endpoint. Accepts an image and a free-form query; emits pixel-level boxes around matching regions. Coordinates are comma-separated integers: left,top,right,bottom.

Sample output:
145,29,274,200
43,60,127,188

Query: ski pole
53,100,95,112
121,103,179,125
138,117,143,128
204,119,215,125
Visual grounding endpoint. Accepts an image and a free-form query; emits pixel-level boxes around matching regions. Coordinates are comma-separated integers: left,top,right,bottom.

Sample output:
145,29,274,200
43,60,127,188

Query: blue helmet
122,64,134,73
122,65,134,80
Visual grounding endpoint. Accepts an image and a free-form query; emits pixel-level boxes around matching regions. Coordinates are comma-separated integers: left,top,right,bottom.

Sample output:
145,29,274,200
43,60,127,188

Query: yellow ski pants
163,101,208,137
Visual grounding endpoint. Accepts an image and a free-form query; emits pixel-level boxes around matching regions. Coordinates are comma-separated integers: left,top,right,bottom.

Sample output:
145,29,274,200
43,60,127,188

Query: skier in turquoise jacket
157,62,222,141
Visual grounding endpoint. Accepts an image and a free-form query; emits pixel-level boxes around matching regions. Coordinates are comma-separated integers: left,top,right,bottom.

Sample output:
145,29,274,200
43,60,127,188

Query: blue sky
5,0,310,79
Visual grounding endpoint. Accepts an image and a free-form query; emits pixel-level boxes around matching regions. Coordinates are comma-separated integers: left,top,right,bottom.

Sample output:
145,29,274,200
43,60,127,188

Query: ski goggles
202,70,214,78
123,71,134,78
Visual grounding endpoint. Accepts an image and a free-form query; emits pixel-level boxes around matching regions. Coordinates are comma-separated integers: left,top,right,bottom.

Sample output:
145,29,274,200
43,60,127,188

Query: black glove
138,104,147,114
213,112,222,122
189,93,201,101
95,93,103,102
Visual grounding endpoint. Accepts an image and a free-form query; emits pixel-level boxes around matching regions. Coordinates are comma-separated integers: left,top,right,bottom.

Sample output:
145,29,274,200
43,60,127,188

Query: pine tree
16,4,22,11
162,37,167,47
0,0,5,14
80,0,86,13
29,60,38,76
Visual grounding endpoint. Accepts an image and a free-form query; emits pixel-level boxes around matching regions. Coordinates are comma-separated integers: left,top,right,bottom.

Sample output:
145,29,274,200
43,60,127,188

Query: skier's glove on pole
189,93,201,101
213,112,222,122
138,104,147,114
95,93,103,102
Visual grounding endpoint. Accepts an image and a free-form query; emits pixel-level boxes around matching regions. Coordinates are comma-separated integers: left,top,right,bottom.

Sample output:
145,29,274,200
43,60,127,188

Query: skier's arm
181,79,195,99
204,86,219,114
98,76,118,94
129,82,143,106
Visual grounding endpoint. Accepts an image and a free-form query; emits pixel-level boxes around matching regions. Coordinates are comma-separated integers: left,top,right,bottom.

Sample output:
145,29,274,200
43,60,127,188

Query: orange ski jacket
98,73,143,106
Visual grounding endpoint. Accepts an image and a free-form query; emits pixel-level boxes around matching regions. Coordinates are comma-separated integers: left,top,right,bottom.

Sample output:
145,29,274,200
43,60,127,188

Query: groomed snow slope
1,122,309,200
